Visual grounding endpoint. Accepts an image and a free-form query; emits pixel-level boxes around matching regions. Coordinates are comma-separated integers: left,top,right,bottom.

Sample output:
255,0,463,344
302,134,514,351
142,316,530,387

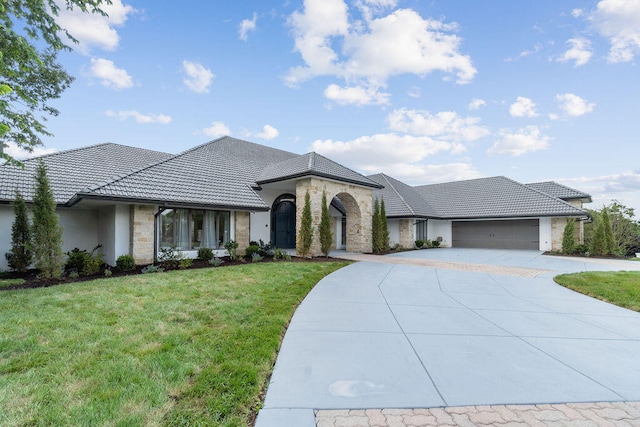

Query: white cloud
311,133,453,172
407,86,421,98
202,121,231,138
589,0,640,62
509,96,538,118
468,98,486,110
488,126,550,156
255,125,279,140
519,43,542,57
182,60,215,94
387,108,489,142
558,38,593,67
555,93,596,117
55,0,135,54
3,142,57,160
572,9,584,18
105,110,171,124
286,1,476,105
388,162,483,185
89,58,133,90
239,13,258,41
324,83,390,106
561,171,640,214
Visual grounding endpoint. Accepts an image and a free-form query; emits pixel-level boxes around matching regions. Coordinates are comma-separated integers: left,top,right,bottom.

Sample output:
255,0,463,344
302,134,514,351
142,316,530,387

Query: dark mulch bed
1,255,347,291
543,251,635,260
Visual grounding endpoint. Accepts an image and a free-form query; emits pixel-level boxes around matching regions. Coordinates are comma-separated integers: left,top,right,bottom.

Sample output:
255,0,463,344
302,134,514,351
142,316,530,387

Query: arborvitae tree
5,190,33,272
298,190,313,257
32,161,64,279
380,197,390,251
372,198,381,253
601,207,616,255
561,218,577,255
319,191,333,257
590,215,606,257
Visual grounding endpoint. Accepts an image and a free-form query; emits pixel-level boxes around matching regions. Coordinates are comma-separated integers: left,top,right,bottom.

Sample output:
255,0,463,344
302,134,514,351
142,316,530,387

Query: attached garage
452,219,539,250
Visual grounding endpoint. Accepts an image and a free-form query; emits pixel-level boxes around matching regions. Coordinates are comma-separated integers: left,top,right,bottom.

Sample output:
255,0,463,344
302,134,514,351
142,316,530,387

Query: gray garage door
452,219,539,249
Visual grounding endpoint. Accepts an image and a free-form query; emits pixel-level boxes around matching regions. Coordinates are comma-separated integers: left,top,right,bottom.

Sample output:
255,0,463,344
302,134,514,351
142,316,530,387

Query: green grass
0,261,348,426
554,271,640,312
0,278,25,289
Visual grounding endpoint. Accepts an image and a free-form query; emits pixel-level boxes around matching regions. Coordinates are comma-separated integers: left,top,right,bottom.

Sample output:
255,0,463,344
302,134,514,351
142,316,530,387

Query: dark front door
273,201,296,248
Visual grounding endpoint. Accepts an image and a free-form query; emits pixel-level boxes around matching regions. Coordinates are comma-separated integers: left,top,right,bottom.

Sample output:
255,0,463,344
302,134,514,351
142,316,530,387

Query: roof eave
67,193,270,212
256,172,384,189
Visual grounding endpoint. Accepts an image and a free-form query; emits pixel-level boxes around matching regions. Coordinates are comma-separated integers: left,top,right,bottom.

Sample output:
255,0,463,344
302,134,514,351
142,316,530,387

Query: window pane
218,212,230,246
191,210,204,249
160,210,174,248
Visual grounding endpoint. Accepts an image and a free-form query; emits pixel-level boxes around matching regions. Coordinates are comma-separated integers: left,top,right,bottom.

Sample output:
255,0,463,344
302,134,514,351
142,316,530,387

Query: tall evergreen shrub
561,218,577,254
5,190,32,272
319,191,332,257
372,198,381,253
298,190,313,257
32,161,64,279
380,197,390,251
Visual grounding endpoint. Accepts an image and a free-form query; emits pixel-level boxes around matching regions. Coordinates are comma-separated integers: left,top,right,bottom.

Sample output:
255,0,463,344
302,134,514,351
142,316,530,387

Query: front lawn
554,271,640,312
0,261,348,426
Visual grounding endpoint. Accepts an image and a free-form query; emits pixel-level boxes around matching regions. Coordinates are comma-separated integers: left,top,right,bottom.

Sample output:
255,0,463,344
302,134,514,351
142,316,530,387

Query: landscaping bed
0,255,344,291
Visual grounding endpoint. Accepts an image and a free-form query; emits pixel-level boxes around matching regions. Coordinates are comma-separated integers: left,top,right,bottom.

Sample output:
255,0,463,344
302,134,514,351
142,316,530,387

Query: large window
160,209,230,250
416,220,428,241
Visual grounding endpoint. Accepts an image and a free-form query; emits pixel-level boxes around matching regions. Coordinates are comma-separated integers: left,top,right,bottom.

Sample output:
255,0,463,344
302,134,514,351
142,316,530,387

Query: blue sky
8,0,640,214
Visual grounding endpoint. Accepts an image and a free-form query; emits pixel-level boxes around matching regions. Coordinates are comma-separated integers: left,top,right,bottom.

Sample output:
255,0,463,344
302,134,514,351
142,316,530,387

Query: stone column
234,211,251,255
130,205,155,264
399,219,414,249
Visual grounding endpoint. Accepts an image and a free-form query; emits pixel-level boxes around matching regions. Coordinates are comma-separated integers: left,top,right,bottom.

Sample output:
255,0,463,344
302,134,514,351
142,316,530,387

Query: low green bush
415,240,424,248
245,244,260,258
197,247,214,262
65,245,103,276
116,254,136,272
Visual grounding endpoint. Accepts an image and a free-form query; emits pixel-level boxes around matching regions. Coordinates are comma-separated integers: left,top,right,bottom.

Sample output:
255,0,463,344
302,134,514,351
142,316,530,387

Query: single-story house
0,136,591,270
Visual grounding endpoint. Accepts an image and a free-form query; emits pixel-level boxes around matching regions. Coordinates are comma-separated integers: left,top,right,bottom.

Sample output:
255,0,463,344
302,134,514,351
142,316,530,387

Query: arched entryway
334,192,362,253
271,194,296,248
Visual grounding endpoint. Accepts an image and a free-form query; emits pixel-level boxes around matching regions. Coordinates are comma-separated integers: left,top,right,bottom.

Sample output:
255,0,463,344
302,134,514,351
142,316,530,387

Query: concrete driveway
256,249,640,426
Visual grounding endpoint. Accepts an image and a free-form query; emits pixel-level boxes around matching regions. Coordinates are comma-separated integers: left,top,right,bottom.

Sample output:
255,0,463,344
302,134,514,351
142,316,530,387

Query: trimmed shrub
5,190,32,272
157,247,184,270
197,247,214,262
178,258,193,270
415,240,424,249
224,240,239,261
245,244,260,258
32,161,64,279
298,191,313,257
431,240,441,248
319,191,332,257
116,254,136,272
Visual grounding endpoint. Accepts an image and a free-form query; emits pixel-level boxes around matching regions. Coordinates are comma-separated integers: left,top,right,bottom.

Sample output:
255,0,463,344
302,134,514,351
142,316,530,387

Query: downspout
154,206,167,262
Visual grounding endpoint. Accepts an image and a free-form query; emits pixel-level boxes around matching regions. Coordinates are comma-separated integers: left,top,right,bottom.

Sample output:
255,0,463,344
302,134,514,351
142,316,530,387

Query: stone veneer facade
234,211,251,255
296,178,373,255
130,205,155,265
399,219,414,249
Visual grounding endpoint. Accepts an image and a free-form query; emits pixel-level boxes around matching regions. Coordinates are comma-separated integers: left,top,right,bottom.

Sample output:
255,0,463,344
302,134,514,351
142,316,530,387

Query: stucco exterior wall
0,205,15,271
427,220,452,247
387,219,401,247
296,178,373,255
99,204,130,266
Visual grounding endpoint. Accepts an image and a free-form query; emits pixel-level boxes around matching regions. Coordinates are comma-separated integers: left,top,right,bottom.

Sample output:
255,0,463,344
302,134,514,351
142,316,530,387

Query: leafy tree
586,201,640,257
590,215,607,257
380,197,389,251
319,191,332,257
601,207,616,255
1,0,107,165
32,161,64,278
298,190,313,257
561,218,577,255
5,190,32,272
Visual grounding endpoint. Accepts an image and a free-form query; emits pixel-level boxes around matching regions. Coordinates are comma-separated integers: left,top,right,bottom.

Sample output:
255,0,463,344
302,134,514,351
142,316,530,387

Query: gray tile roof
368,173,439,218
0,143,172,204
75,136,299,210
256,152,383,189
414,176,588,219
526,181,592,202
